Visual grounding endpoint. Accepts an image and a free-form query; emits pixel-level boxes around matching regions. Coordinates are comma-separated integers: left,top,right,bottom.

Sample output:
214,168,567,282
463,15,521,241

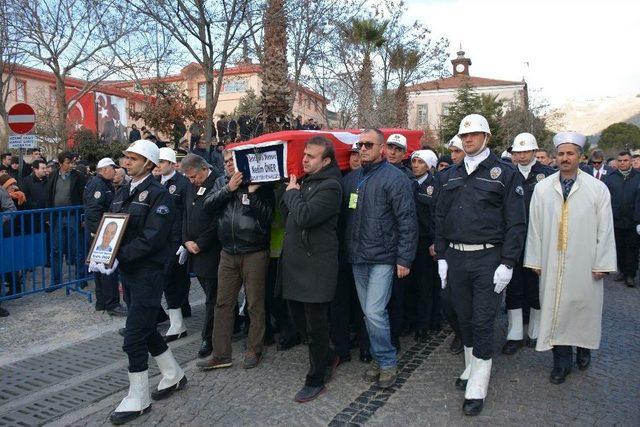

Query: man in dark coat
129,124,141,144
180,154,222,358
280,136,343,402
22,159,48,210
605,151,640,287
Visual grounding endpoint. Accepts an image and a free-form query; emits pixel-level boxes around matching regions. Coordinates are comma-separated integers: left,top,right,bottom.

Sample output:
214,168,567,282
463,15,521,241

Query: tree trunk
395,81,408,128
55,77,68,150
204,66,214,142
260,0,290,134
357,51,374,128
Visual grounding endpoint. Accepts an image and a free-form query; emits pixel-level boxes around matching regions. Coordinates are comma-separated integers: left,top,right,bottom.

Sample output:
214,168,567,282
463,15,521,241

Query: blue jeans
352,263,396,369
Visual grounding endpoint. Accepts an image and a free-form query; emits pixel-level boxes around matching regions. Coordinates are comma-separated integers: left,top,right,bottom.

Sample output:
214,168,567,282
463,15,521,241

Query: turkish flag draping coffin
227,129,424,182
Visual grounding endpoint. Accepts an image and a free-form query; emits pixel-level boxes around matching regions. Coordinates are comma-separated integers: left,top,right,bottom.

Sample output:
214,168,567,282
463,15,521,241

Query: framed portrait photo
86,213,129,269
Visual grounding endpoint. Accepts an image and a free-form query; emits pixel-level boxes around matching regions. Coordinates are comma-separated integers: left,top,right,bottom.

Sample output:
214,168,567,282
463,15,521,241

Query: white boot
528,308,540,340
151,348,186,400
465,356,492,400
165,308,187,337
456,346,473,389
506,309,523,341
114,371,151,413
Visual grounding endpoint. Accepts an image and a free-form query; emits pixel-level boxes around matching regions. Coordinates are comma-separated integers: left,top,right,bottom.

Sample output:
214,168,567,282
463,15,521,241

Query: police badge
94,191,101,199
515,185,524,196
169,184,176,194
138,190,148,202
536,173,545,182
426,185,434,196
490,167,502,179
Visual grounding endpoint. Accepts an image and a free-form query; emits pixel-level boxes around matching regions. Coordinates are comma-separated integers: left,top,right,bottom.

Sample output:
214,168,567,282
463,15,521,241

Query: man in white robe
524,131,617,384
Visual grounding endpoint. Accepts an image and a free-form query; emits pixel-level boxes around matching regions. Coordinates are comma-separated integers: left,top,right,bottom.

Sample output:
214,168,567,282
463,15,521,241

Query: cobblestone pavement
0,278,637,426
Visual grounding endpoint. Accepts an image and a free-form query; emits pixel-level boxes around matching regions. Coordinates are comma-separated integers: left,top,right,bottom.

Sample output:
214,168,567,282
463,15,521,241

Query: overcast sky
407,0,640,107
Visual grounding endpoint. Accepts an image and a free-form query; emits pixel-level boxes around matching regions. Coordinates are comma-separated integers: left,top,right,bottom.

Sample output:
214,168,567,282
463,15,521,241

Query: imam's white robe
524,170,616,351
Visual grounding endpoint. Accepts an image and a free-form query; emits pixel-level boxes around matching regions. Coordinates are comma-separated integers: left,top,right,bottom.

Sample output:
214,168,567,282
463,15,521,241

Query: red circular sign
8,103,36,134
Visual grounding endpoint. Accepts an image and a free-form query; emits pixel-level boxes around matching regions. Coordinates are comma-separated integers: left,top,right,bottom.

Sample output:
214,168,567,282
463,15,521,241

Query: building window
417,104,428,126
441,102,452,115
198,82,206,99
16,80,26,102
222,78,247,93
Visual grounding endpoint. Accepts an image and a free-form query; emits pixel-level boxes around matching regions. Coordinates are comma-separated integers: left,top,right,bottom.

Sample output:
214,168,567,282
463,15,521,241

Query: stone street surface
0,278,638,426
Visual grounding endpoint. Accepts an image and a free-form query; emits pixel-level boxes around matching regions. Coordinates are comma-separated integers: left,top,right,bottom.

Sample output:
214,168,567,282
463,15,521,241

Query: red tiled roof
407,75,524,92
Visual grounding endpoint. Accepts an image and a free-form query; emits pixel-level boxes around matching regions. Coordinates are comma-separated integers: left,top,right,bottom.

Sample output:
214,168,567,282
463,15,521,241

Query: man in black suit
180,153,222,358
589,150,614,181
47,151,87,286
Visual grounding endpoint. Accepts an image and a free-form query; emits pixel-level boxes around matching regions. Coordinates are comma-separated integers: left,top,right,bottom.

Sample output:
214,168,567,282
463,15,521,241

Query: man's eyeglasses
356,141,377,150
591,161,602,165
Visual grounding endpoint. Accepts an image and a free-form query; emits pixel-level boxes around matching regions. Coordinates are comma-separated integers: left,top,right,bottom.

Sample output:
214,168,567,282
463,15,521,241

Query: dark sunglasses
591,161,602,165
356,141,377,150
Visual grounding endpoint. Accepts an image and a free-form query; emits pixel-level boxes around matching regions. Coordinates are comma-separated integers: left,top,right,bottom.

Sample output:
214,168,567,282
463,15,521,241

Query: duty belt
449,242,495,251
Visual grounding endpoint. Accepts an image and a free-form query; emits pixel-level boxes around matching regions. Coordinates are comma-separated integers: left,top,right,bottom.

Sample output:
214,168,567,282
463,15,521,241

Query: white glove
493,264,513,293
88,260,101,273
97,259,119,275
637,224,640,236
176,245,188,265
438,259,448,289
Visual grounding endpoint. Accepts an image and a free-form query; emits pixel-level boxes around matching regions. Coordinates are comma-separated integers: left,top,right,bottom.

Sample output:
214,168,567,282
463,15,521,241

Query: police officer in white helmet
434,114,526,416
107,140,187,424
502,133,554,355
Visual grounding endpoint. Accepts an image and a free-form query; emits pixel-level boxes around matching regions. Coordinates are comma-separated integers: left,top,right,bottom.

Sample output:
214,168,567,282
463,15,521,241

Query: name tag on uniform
349,193,358,209
242,193,250,205
197,187,206,196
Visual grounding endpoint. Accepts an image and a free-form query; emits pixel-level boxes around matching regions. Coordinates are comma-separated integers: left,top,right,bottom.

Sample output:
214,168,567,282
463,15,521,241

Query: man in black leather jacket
197,149,274,371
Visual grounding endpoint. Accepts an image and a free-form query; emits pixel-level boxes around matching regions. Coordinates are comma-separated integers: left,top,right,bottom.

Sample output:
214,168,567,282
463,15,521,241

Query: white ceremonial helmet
158,147,177,164
511,133,539,152
458,114,491,136
96,158,116,169
411,149,439,169
448,135,463,150
124,139,160,165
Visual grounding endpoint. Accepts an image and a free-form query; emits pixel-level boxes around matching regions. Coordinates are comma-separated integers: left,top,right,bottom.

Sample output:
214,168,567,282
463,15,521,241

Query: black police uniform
83,174,119,311
505,162,555,317
413,173,439,336
159,172,191,312
434,152,526,360
110,174,174,372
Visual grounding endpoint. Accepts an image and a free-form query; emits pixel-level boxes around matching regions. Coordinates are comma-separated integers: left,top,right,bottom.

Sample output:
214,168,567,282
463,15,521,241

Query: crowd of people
1,113,634,424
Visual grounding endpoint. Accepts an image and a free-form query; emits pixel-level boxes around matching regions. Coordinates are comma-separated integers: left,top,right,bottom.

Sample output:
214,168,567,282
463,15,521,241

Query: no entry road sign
8,103,36,134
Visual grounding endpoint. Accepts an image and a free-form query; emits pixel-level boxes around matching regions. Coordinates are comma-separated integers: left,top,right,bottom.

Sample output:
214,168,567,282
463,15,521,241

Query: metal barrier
0,205,93,303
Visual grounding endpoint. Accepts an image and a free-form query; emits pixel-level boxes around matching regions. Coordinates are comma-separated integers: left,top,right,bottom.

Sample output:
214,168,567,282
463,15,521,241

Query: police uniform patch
490,166,502,179
426,185,434,196
515,185,524,196
93,191,101,199
536,173,545,182
169,184,176,194
138,190,148,202
155,205,170,215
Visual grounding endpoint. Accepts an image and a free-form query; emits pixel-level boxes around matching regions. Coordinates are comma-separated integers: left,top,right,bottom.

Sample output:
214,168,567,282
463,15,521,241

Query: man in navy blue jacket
342,128,417,389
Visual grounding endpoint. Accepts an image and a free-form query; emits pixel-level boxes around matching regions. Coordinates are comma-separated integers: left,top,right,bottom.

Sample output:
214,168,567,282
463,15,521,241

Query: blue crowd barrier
0,205,93,303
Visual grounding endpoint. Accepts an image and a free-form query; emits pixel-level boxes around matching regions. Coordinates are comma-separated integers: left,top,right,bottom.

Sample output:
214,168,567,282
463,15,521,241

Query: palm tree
344,18,387,128
390,45,423,128
260,0,290,133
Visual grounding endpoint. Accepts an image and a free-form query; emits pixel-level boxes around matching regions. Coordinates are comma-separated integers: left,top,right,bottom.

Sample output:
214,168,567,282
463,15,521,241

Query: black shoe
462,398,483,416
277,335,301,351
501,339,524,355
107,305,127,317
449,335,463,355
181,304,192,318
109,405,151,425
198,340,213,358
614,273,625,282
549,366,571,384
414,328,429,342
151,375,187,400
294,385,325,403
455,378,467,391
118,328,126,337
164,331,188,343
359,350,372,363
0,307,9,317
576,348,591,370
526,338,537,348
625,277,636,288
